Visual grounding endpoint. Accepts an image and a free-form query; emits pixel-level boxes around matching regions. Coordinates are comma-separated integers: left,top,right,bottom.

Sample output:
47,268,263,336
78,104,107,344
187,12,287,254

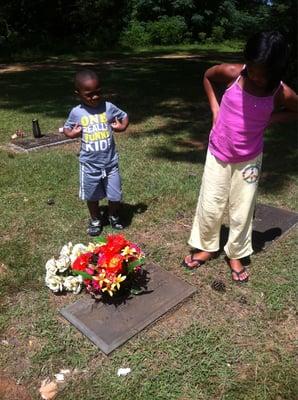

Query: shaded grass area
0,44,297,399
0,42,244,63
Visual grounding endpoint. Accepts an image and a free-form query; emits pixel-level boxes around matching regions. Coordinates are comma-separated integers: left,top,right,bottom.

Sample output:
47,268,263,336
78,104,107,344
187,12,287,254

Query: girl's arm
270,84,298,124
203,63,243,125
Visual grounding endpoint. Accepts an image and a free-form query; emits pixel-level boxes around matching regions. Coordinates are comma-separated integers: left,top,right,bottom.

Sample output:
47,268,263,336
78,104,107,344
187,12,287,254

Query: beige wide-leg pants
188,150,262,259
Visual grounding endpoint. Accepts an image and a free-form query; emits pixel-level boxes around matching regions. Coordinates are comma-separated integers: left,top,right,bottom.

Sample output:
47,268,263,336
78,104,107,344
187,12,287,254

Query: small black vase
32,119,42,138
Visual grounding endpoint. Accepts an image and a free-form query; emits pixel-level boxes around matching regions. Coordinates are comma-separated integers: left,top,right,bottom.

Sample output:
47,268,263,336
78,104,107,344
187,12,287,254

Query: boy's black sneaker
87,219,102,236
109,215,124,230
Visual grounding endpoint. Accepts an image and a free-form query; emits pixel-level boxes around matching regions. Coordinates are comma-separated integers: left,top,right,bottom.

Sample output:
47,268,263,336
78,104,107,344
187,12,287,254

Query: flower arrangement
45,234,145,298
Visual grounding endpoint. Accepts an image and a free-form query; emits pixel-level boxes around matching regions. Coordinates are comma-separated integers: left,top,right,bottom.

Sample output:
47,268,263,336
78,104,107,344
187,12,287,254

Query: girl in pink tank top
208,70,281,163
183,31,298,283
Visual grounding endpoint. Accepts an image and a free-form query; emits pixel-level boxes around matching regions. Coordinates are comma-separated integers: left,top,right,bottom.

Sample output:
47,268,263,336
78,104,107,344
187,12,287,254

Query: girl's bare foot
227,258,249,282
182,251,215,270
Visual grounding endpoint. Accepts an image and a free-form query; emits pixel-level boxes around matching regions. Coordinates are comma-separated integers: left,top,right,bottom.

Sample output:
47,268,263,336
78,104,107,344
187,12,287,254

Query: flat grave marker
252,203,298,250
60,203,297,354
6,133,77,153
220,203,298,252
60,263,196,354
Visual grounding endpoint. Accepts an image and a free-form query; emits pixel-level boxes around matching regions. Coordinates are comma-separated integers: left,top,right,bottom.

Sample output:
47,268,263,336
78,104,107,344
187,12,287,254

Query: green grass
1,41,244,63
0,44,297,399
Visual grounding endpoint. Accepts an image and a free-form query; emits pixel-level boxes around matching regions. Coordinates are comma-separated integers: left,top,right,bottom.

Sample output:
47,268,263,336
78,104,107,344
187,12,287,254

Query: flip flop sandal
229,266,249,283
181,253,206,270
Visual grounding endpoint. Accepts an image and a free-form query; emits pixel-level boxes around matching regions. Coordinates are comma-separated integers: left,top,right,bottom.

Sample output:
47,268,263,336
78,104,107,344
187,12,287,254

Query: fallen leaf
117,367,131,376
39,379,58,400
0,263,8,275
54,373,64,382
59,369,71,375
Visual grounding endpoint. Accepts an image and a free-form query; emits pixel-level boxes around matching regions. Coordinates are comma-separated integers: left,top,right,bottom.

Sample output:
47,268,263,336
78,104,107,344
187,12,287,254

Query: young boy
64,69,129,236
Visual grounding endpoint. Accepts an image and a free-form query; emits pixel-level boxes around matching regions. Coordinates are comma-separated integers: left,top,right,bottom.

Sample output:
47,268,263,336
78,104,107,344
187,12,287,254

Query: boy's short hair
75,69,99,90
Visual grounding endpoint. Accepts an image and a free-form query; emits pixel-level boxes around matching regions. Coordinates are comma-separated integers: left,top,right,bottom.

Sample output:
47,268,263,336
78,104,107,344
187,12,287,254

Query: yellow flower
121,246,136,257
93,271,110,288
87,242,103,252
101,274,126,296
112,274,126,290
102,285,114,297
86,242,96,252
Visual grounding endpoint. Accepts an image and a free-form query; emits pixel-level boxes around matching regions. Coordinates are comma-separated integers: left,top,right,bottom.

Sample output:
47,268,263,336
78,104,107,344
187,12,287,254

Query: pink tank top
208,73,281,163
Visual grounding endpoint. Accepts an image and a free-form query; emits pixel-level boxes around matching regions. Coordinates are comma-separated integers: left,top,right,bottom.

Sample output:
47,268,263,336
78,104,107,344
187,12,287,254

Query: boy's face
76,78,101,107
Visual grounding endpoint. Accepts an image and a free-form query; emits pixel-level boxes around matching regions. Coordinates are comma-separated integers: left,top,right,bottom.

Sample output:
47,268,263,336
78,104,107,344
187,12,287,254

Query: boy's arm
111,115,129,132
270,83,298,124
63,109,82,138
203,63,243,126
63,123,82,138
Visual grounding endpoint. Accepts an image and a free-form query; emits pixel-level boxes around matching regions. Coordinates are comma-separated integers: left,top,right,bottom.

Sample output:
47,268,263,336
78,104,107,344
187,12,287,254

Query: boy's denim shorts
79,162,122,202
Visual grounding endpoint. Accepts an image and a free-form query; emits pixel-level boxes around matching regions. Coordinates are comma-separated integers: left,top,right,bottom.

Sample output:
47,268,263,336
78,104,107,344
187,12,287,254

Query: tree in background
0,0,128,52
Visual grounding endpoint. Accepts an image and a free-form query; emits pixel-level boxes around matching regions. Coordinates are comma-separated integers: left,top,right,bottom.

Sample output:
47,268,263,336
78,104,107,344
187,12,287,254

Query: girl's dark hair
243,31,288,90
75,69,99,90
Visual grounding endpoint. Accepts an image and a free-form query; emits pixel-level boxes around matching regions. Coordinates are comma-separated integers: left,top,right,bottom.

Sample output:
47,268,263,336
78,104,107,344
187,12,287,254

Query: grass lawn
0,43,297,400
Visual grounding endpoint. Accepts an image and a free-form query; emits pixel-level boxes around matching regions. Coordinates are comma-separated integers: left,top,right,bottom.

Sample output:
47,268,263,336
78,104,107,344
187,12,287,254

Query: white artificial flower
56,256,70,273
63,275,83,294
45,274,64,293
45,258,58,275
70,243,87,264
60,242,73,257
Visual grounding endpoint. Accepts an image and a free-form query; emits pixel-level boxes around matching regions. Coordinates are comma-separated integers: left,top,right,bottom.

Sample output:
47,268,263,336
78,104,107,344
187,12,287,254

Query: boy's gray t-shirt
64,101,127,168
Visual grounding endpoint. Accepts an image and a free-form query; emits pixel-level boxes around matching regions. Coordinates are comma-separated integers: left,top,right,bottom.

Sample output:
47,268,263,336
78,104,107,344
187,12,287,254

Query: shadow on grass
98,202,148,228
0,49,233,123
0,49,296,189
219,225,283,256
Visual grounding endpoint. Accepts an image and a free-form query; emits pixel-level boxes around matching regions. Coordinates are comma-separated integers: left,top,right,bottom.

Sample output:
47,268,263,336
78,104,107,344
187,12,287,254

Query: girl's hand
212,104,220,127
203,63,242,127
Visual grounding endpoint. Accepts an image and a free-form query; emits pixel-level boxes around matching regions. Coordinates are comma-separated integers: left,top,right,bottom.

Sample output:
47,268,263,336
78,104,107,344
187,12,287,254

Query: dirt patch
153,54,202,59
0,51,238,76
0,64,29,73
178,137,208,151
0,60,118,75
0,373,32,400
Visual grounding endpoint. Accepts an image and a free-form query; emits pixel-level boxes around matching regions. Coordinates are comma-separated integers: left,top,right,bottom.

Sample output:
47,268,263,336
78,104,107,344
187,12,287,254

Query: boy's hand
71,123,82,136
111,116,129,132
63,123,82,138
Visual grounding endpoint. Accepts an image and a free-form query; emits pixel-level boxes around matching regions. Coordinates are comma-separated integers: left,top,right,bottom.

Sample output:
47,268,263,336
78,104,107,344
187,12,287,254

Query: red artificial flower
91,279,101,290
105,234,128,255
107,254,124,272
72,252,92,271
97,253,124,274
